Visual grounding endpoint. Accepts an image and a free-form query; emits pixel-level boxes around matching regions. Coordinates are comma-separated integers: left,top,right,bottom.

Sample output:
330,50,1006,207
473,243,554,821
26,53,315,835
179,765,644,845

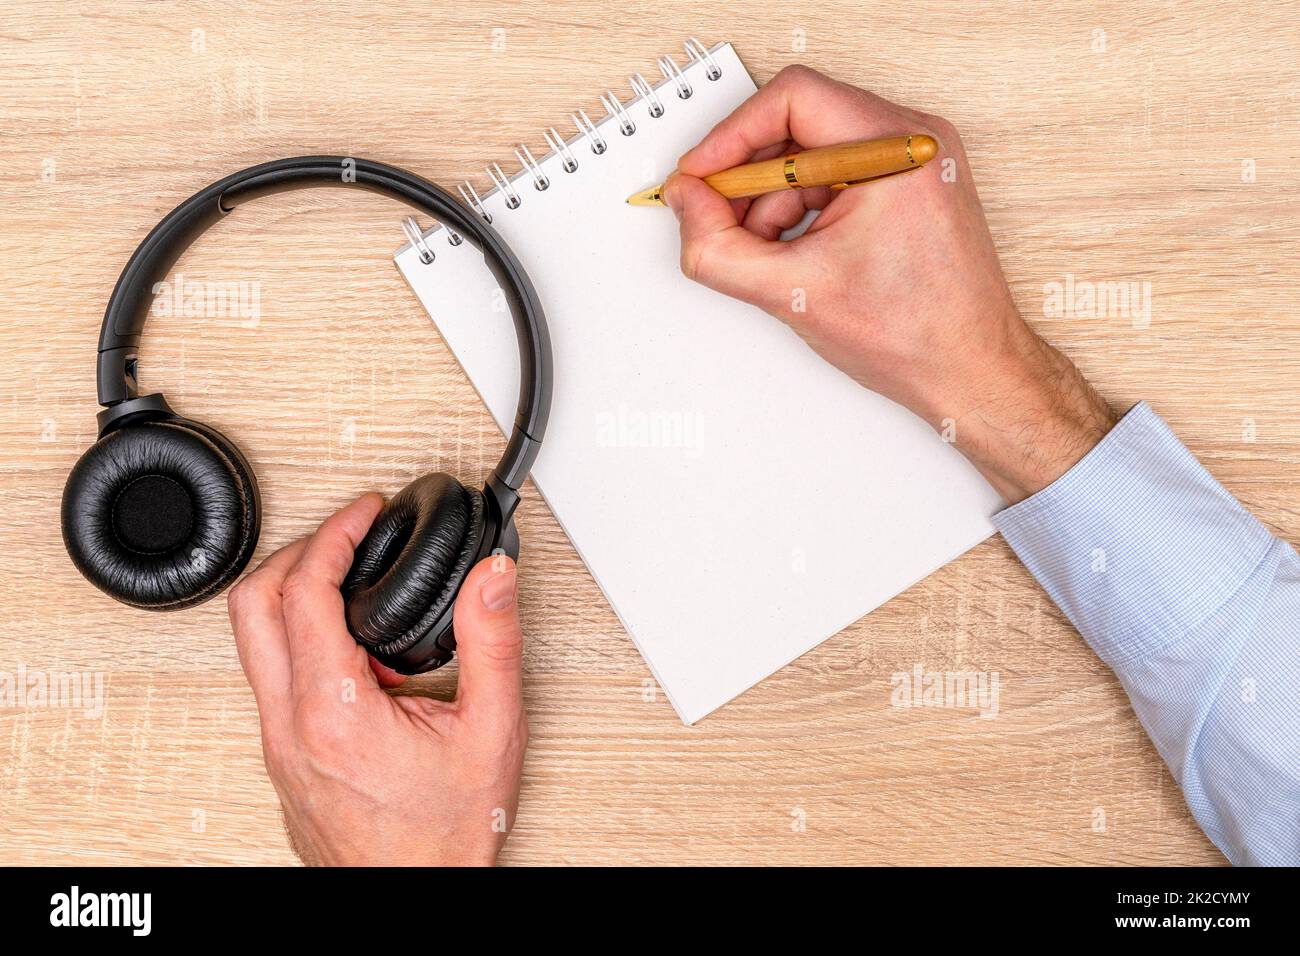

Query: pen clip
829,170,916,191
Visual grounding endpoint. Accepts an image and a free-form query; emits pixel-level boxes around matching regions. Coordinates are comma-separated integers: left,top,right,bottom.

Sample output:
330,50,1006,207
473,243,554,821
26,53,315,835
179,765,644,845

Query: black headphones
61,156,553,674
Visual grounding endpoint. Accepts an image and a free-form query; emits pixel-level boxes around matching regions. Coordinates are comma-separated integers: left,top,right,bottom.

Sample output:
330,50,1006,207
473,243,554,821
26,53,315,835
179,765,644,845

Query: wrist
921,325,1116,504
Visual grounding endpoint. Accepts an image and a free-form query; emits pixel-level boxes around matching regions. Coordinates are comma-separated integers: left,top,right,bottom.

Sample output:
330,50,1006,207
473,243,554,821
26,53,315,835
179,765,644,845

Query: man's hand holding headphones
63,157,548,867
226,494,527,867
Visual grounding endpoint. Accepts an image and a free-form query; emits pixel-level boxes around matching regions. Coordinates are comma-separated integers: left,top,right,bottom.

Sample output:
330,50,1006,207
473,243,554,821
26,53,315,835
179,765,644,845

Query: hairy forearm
928,323,1118,504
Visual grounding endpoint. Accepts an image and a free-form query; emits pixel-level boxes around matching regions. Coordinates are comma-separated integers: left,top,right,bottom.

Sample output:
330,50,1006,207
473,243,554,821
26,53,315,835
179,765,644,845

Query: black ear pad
342,472,486,664
61,418,260,610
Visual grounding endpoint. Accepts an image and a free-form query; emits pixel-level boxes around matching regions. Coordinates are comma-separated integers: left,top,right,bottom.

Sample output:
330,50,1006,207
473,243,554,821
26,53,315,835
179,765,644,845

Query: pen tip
626,186,666,207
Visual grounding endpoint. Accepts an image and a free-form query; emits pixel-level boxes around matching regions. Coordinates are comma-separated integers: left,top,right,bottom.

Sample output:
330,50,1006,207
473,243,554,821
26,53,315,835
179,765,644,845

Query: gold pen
627,134,939,206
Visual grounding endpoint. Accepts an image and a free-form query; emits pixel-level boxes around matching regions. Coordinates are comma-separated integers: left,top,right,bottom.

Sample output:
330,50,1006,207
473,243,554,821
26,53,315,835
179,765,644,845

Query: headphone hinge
484,474,520,534
96,393,176,437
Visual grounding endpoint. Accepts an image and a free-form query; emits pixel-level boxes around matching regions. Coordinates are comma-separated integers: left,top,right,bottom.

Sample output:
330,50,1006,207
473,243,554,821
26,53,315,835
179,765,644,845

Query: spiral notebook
395,40,1002,724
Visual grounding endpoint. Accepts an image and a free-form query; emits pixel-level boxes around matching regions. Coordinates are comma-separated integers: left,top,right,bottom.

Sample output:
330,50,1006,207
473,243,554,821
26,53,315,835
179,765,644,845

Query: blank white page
396,43,1001,723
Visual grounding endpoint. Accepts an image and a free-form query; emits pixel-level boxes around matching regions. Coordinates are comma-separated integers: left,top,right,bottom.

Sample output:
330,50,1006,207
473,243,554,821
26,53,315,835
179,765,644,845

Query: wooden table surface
2,1,1296,866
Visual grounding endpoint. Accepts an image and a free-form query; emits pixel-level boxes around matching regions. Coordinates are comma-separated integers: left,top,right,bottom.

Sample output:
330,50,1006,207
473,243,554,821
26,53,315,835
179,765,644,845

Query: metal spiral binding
658,55,691,98
486,161,521,209
438,40,722,233
458,181,491,223
600,91,636,136
571,109,606,154
515,143,550,190
630,73,664,118
684,37,722,80
401,215,461,263
402,216,436,264
543,127,578,172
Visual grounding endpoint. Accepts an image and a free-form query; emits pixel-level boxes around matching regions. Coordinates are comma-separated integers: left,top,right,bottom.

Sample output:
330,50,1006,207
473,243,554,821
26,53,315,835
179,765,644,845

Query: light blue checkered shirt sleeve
992,401,1300,866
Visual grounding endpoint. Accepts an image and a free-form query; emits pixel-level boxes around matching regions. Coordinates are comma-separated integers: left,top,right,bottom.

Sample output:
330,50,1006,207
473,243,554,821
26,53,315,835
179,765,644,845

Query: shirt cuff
992,402,1274,668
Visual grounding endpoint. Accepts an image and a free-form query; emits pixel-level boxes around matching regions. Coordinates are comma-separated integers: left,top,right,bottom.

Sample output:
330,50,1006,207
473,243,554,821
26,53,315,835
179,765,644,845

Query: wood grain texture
2,0,1296,866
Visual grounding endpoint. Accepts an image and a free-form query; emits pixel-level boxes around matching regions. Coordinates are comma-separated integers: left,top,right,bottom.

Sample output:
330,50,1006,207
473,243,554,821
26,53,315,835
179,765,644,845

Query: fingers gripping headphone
61,157,552,674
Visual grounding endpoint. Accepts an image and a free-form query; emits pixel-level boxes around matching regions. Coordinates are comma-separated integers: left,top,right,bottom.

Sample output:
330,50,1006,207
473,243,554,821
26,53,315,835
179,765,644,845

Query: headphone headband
96,156,552,491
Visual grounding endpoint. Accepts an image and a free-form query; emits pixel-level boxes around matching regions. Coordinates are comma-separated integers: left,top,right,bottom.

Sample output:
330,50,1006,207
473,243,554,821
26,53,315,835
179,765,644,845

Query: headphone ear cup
61,419,260,610
342,472,486,666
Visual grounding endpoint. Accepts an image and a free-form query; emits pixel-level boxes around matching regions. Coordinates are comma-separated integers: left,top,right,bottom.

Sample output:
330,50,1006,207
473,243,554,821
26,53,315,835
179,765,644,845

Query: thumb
663,173,786,309
452,553,524,724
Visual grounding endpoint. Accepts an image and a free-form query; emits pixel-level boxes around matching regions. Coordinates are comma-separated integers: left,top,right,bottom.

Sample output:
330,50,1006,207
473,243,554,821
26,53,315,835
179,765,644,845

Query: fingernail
663,177,684,220
480,567,517,611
